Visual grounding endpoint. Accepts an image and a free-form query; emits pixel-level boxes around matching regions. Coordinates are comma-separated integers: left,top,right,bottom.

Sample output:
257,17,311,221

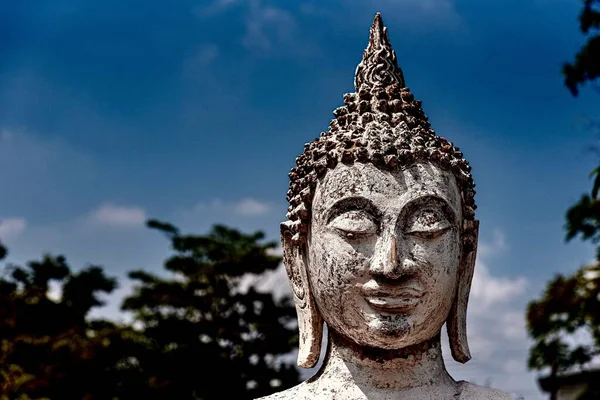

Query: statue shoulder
255,383,309,400
457,381,523,400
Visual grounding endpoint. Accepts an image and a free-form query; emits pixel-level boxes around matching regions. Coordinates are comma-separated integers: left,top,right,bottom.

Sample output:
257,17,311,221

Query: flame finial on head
354,13,406,91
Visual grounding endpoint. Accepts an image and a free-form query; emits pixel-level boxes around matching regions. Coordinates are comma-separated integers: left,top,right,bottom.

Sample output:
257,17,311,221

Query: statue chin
261,12,518,400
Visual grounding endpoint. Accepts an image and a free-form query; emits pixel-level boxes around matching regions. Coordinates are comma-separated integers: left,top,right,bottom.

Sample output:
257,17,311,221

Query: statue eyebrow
400,195,457,224
325,196,380,224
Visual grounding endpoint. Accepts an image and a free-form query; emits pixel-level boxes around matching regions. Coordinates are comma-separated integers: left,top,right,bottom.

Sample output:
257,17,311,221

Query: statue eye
329,211,377,239
405,208,451,239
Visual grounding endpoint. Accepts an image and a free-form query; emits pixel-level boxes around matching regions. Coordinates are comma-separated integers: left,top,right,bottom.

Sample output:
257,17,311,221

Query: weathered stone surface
260,12,518,400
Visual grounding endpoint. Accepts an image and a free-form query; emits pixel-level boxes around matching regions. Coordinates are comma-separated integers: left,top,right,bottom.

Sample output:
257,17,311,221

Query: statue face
307,162,463,350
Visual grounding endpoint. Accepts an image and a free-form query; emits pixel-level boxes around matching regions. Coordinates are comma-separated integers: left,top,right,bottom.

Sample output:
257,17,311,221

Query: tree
527,2,600,399
0,242,7,262
120,221,300,400
526,177,600,396
563,0,600,96
526,265,600,399
0,252,140,400
0,221,300,399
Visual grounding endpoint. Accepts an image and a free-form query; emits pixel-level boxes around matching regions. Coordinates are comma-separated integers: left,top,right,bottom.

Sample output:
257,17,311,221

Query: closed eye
405,208,451,240
407,226,451,239
329,211,377,240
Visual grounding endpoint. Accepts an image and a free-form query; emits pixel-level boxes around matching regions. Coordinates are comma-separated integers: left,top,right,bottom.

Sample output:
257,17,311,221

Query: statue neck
313,330,457,397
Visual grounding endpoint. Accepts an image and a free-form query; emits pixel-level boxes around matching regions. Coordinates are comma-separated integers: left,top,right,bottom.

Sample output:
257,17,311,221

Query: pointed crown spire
354,13,406,91
284,12,476,247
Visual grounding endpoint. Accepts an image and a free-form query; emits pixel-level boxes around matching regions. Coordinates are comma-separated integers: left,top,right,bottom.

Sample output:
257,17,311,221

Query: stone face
308,163,462,352
260,12,516,400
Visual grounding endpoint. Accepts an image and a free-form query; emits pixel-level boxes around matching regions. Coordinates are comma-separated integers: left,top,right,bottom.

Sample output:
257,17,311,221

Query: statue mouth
364,296,421,312
361,280,425,312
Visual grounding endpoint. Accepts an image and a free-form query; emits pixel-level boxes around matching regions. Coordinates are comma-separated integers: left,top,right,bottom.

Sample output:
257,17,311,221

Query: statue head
281,13,478,369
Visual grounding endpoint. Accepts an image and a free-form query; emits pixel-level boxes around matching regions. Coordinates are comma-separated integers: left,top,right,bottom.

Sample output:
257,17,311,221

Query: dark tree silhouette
0,253,141,400
526,265,600,399
120,220,300,400
563,0,600,96
0,221,300,399
527,2,600,399
0,242,6,262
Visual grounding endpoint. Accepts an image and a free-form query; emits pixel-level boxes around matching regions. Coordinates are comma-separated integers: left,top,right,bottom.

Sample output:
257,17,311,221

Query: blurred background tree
0,221,300,399
119,221,299,399
563,0,600,96
0,252,138,400
526,1,600,399
0,242,6,262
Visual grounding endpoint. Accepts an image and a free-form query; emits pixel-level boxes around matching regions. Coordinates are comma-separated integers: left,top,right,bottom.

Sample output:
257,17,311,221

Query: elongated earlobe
281,222,324,368
447,220,479,363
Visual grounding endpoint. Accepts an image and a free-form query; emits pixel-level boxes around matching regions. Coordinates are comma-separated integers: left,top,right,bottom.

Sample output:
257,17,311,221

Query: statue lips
361,280,425,313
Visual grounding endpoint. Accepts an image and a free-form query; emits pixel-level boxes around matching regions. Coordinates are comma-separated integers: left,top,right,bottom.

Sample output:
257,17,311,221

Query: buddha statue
262,13,518,400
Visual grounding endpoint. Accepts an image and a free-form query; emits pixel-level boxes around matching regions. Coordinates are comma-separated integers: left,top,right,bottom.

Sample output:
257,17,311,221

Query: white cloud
0,217,27,241
234,198,270,216
500,311,527,340
87,204,147,227
242,1,297,52
194,197,273,217
470,262,528,311
478,229,507,256
196,0,316,56
470,229,527,310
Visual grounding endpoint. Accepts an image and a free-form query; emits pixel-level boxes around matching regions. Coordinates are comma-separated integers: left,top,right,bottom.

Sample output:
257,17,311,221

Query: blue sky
0,0,598,398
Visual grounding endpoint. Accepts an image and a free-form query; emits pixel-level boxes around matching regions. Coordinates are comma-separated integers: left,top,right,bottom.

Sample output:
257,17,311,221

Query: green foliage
527,2,600,393
567,194,600,259
527,182,600,387
119,221,299,399
0,254,142,399
0,221,300,399
526,265,600,372
563,0,600,96
0,242,7,261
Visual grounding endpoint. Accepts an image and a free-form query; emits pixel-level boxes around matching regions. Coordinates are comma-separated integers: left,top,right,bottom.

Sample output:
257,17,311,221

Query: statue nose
370,233,407,280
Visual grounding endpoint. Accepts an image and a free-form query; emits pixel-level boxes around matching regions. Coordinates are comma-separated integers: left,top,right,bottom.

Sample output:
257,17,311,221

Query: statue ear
447,220,479,363
281,222,324,368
